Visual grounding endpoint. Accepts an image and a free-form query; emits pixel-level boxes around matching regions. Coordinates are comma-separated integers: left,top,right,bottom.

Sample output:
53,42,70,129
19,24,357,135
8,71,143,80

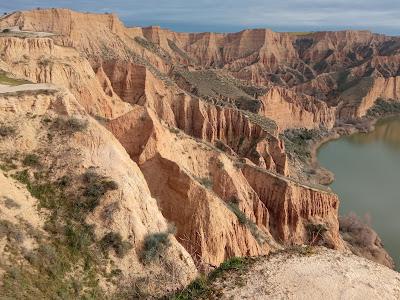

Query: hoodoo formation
0,8,399,299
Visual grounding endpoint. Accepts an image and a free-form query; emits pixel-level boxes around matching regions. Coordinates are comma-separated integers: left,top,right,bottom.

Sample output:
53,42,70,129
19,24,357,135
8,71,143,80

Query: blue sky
1,0,399,35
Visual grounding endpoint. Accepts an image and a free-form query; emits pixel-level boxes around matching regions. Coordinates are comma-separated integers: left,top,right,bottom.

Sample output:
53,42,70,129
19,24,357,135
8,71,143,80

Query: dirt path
0,83,58,94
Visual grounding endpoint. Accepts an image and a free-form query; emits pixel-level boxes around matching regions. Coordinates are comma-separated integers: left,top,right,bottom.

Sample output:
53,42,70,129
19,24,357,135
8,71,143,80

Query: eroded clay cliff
0,8,398,298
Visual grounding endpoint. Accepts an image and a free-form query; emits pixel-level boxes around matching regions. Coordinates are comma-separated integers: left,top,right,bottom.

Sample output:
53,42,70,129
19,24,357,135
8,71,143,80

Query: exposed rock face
0,7,399,297
259,87,336,130
242,165,343,249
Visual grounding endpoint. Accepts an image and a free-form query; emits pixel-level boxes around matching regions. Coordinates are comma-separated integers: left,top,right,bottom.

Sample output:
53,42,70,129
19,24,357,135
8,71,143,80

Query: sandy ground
0,83,58,93
215,248,400,300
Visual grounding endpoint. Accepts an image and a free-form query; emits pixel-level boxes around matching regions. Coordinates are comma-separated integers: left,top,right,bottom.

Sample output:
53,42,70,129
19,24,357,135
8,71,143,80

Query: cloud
0,0,399,34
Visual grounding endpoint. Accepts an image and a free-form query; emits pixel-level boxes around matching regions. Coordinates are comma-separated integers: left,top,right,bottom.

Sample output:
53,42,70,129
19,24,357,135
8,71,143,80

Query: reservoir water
317,116,400,269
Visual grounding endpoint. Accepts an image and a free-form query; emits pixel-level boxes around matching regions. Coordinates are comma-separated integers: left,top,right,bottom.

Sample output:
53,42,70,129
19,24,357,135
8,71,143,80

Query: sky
1,0,399,35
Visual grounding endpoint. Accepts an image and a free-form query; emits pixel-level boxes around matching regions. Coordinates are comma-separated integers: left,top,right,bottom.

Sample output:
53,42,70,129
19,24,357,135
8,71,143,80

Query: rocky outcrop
242,165,343,249
259,87,336,130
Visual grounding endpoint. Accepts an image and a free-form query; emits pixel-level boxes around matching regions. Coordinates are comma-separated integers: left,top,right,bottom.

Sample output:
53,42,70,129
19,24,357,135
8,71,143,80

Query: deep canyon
0,8,399,299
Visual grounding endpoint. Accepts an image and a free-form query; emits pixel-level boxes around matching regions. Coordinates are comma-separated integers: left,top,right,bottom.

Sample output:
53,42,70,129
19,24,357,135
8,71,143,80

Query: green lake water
317,116,400,269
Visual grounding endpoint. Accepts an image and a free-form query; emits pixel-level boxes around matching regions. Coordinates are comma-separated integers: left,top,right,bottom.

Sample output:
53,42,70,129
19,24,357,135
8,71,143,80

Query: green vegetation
196,176,213,189
3,196,21,209
0,70,30,86
242,110,278,134
367,99,400,118
81,169,119,213
285,31,312,36
134,36,172,62
171,257,247,300
306,223,328,245
227,197,267,245
22,153,40,167
172,69,262,113
53,116,88,133
0,219,24,242
100,232,132,258
167,39,197,64
141,231,171,262
227,201,247,225
0,124,16,137
283,128,328,162
0,156,128,299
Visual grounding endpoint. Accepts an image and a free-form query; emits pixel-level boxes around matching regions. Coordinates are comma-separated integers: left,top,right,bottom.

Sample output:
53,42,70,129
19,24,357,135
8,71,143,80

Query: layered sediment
0,8,399,298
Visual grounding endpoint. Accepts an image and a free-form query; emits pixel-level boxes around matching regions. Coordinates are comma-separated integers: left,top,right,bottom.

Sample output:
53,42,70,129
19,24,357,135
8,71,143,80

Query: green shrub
209,257,245,280
227,202,247,225
367,99,400,118
54,116,88,133
12,169,30,184
0,125,16,137
23,154,40,166
100,232,132,258
172,276,209,300
0,219,24,242
4,167,119,298
172,257,247,299
57,175,72,188
64,223,95,254
81,170,118,212
197,177,213,189
3,197,20,209
306,223,328,245
226,197,267,244
141,231,171,262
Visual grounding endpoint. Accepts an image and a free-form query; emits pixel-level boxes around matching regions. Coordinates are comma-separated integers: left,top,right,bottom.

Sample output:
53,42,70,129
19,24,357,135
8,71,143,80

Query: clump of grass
0,71,30,86
0,124,16,137
227,202,247,225
168,126,180,134
54,116,88,133
141,231,171,262
306,223,328,245
5,167,121,298
172,257,247,300
226,197,267,244
22,154,40,167
12,169,30,184
3,196,21,209
285,245,316,256
100,232,132,258
80,169,119,213
0,219,24,242
196,177,213,189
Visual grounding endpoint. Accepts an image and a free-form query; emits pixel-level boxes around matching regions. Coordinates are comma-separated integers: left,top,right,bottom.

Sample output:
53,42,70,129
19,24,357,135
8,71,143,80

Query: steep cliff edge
181,248,400,299
0,8,399,298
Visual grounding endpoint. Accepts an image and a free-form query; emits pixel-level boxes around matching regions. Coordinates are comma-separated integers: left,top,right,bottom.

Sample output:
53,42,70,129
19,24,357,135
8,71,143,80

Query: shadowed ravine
318,116,400,270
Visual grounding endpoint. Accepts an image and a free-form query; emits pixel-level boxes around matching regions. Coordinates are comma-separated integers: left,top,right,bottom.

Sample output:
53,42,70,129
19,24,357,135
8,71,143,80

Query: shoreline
307,112,400,270
309,113,399,186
